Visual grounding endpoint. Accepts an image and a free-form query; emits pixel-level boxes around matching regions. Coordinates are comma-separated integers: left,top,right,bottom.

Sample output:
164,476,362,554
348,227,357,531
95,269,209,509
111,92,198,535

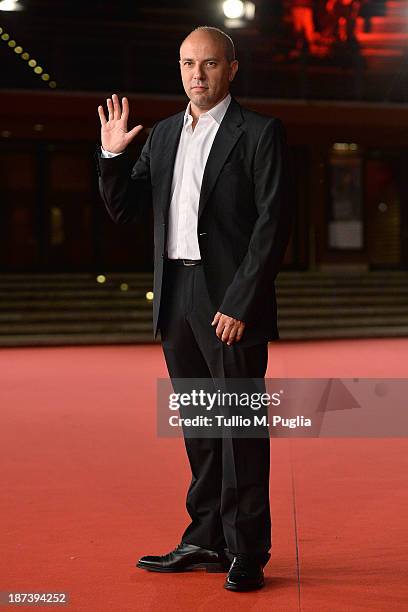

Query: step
280,325,408,340
0,276,153,287
279,305,408,317
0,321,154,335
0,310,152,323
0,291,152,301
0,273,153,280
2,287,408,300
277,295,408,305
277,315,408,330
0,325,406,346
2,304,408,322
0,315,406,336
356,16,408,35
0,300,152,311
277,286,408,296
0,334,158,347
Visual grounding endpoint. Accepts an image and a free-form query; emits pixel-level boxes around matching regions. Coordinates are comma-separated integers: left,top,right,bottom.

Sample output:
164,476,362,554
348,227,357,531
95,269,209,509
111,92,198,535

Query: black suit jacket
95,96,293,346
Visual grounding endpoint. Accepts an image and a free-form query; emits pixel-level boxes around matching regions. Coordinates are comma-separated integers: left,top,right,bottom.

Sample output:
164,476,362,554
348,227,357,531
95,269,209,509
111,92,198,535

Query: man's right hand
98,93,144,154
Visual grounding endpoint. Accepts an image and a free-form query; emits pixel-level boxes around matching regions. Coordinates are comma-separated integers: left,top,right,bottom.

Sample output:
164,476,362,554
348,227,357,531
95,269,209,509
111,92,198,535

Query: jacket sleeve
218,118,294,322
94,124,157,224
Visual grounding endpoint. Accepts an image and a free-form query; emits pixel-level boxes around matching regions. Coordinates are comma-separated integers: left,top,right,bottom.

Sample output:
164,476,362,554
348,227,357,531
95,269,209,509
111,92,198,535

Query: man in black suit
96,26,292,592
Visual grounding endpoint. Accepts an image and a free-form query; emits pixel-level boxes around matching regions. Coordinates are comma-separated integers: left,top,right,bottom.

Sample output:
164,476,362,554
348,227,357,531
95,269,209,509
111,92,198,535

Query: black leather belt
165,258,202,266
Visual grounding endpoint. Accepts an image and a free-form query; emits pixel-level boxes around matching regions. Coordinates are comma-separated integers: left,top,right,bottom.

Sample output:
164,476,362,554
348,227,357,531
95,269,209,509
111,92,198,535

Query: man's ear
229,60,239,82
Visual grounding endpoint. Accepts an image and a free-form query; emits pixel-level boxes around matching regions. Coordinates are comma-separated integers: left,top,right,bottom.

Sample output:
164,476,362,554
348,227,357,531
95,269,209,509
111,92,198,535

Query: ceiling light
0,0,24,11
222,0,244,19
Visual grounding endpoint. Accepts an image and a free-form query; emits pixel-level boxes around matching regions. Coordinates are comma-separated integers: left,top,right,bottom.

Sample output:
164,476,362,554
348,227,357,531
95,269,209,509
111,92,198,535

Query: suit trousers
159,260,271,558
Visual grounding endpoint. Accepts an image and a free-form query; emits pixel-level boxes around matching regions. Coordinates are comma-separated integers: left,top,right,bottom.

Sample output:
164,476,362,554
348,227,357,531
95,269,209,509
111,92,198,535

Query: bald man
96,26,292,592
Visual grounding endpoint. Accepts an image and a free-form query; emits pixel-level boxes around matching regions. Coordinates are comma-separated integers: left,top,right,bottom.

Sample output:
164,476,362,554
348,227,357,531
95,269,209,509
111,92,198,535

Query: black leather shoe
136,542,230,573
224,553,270,591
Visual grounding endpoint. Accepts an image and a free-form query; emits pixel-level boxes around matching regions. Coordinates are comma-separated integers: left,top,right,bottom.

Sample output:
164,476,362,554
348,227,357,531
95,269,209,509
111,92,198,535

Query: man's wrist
100,146,125,158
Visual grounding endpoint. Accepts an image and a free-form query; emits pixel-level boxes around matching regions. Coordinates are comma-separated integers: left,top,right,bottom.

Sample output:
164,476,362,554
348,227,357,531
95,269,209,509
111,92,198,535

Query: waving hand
98,94,144,154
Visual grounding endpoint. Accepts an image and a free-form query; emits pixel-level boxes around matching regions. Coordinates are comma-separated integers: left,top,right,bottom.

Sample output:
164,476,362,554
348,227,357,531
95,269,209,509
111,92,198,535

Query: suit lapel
198,97,244,220
156,112,184,218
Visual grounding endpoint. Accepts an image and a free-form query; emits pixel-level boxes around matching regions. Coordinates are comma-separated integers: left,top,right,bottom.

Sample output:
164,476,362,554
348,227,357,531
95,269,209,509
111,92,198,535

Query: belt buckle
183,259,195,266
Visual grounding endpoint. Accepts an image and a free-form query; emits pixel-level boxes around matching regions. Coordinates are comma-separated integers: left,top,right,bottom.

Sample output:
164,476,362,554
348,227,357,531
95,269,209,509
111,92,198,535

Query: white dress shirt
101,93,231,259
166,93,231,259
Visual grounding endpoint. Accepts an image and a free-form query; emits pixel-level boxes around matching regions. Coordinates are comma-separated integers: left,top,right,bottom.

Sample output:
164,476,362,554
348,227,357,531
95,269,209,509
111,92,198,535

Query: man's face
179,32,238,111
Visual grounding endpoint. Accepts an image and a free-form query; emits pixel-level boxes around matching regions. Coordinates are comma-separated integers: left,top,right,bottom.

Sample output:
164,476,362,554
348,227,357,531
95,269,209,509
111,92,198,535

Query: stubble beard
191,95,211,108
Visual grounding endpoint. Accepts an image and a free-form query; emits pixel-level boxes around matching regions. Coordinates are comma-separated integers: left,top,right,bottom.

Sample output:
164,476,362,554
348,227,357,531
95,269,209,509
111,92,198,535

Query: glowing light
0,0,23,11
332,142,359,152
145,291,154,301
96,275,106,284
222,0,244,19
1,27,56,87
120,283,129,291
244,1,255,19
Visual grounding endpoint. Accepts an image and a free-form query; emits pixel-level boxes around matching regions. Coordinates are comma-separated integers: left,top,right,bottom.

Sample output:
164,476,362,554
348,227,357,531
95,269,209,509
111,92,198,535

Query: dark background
1,0,405,100
1,0,408,274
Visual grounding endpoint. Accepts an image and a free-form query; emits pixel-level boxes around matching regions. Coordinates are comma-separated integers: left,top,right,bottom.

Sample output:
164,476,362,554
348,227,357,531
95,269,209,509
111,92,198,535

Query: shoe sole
136,562,228,573
224,581,264,592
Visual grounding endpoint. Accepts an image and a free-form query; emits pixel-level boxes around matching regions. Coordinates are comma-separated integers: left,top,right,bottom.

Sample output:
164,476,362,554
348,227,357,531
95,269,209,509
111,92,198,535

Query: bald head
181,26,236,63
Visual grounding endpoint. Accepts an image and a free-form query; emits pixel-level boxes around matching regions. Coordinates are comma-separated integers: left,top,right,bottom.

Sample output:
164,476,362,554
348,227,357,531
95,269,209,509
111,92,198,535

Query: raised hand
98,94,144,154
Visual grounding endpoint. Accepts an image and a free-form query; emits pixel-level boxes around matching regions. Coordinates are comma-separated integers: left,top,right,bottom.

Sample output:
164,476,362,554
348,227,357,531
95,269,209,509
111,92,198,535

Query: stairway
276,270,408,339
355,0,408,61
0,273,154,347
1,271,408,346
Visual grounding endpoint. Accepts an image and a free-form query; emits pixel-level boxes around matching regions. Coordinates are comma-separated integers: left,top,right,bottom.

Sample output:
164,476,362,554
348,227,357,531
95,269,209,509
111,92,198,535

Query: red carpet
1,339,408,611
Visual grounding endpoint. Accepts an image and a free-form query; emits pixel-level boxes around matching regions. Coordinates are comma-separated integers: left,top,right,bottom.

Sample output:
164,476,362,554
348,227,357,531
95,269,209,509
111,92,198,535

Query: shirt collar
184,93,231,127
